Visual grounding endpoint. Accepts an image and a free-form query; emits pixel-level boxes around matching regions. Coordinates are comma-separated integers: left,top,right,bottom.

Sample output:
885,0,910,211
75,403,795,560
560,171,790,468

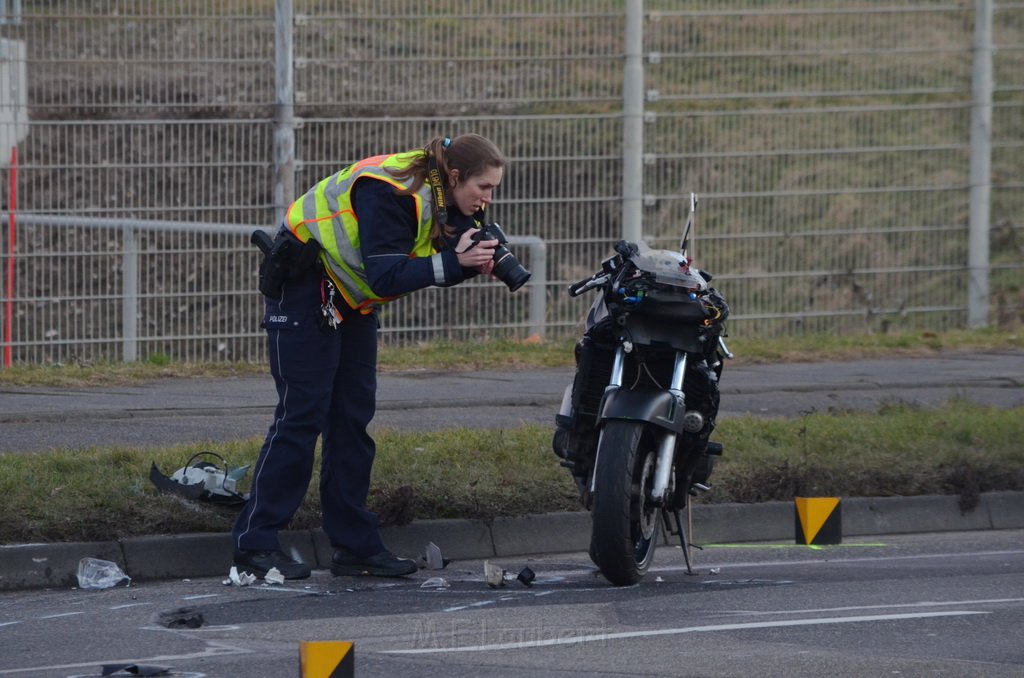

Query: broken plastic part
420,577,449,589
149,451,250,507
224,566,257,586
483,560,505,588
263,567,285,585
425,541,446,570
153,606,204,630
101,663,172,676
77,557,131,590
516,566,536,586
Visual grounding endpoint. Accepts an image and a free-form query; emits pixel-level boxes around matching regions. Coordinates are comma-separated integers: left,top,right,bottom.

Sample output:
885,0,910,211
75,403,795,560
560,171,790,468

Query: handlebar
568,273,610,297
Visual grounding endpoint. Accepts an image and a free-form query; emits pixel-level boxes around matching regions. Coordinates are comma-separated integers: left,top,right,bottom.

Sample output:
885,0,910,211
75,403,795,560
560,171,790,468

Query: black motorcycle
553,196,731,586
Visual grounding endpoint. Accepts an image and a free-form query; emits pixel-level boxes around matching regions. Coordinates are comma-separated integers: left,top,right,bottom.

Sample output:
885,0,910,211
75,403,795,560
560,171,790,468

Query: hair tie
442,137,451,149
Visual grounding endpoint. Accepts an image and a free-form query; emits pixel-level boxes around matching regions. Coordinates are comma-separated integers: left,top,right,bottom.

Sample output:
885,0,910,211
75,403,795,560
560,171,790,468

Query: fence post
968,0,993,329
122,226,138,362
524,238,547,339
622,0,644,243
274,0,296,227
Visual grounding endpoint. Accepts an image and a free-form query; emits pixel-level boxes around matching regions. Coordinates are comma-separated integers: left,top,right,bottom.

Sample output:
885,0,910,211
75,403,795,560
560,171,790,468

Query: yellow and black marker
794,496,842,545
299,640,354,678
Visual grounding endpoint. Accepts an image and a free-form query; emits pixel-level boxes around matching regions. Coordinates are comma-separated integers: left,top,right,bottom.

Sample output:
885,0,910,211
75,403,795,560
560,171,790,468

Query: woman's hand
455,229,498,272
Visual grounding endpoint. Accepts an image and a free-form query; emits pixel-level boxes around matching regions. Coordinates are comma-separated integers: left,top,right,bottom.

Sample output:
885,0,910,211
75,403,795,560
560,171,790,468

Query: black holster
252,229,323,297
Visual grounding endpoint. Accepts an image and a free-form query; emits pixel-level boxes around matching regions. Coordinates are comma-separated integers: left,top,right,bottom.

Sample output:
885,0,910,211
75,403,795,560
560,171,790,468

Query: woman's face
449,165,504,216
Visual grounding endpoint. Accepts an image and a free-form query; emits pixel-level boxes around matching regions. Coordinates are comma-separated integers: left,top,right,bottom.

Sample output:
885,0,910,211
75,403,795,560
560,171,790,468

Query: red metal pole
4,146,16,368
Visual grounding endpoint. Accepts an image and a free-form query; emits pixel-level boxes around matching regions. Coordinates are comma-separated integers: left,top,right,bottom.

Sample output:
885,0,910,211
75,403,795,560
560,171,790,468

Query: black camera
470,222,531,292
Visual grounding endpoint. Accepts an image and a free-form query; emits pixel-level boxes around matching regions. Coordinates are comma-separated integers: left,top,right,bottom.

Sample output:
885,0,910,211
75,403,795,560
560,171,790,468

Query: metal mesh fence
645,2,994,336
0,1,1020,364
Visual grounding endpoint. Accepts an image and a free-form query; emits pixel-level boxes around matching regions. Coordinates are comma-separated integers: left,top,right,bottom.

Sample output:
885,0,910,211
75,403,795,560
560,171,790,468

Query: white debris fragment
425,542,445,570
420,577,449,589
223,566,257,586
709,567,721,575
484,560,505,588
263,567,285,585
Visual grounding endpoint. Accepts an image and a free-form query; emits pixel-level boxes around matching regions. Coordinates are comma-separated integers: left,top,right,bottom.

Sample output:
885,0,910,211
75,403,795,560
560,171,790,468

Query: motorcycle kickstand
664,508,699,575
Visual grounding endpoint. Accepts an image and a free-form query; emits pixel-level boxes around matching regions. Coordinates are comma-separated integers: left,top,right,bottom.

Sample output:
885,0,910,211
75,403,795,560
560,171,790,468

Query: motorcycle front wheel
590,420,661,586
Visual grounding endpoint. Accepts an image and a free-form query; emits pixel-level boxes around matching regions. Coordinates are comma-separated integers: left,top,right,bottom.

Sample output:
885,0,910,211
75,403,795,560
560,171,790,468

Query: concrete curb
2,491,1022,591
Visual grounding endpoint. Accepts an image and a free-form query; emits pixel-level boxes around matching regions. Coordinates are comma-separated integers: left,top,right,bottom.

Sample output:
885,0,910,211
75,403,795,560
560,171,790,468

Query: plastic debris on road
153,606,204,629
484,560,505,588
101,662,172,676
223,565,257,586
263,567,285,585
420,577,450,589
424,541,447,569
77,557,131,590
516,566,536,586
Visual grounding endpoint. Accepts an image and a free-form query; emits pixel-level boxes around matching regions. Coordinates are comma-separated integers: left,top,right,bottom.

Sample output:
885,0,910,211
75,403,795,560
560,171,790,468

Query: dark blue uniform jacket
351,177,481,299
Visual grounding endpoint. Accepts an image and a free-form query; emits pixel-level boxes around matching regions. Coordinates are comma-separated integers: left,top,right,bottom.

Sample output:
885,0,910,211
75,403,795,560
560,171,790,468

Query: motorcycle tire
590,420,661,586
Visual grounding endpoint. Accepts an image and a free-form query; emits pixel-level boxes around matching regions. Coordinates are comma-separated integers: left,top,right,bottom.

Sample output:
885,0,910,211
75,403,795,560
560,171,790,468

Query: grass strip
1,401,1020,544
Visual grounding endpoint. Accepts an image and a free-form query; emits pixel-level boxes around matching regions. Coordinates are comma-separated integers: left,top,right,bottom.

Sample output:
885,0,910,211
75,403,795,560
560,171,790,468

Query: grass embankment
0,329,1021,544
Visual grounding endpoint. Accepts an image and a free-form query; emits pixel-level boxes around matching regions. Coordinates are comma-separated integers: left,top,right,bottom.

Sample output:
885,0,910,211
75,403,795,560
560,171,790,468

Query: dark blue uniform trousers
232,271,387,558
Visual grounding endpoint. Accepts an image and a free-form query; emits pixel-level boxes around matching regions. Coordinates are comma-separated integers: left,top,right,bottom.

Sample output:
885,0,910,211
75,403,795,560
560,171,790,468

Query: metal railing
1,213,547,361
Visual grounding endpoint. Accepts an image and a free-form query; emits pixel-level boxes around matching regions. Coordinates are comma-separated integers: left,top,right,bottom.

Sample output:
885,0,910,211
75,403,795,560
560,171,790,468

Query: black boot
233,549,311,579
330,548,417,577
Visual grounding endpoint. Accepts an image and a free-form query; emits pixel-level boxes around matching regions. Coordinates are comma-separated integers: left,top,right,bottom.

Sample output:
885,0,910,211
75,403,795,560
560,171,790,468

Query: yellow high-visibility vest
285,151,436,312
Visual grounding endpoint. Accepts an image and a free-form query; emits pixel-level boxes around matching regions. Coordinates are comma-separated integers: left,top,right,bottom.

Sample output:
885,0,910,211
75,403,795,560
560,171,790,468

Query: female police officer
233,134,504,579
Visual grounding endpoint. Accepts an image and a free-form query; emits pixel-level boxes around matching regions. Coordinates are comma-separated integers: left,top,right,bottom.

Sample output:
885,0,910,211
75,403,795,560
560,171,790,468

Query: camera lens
492,245,531,292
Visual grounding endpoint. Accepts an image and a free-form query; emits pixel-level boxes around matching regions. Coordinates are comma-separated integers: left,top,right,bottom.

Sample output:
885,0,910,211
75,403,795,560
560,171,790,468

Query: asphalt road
0,350,1021,453
1,530,1022,677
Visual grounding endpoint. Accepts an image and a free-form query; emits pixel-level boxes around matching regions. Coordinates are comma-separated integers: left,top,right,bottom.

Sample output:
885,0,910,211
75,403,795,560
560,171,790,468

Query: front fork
590,346,688,506
651,351,687,504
